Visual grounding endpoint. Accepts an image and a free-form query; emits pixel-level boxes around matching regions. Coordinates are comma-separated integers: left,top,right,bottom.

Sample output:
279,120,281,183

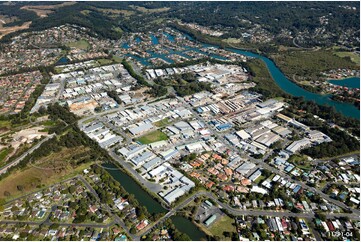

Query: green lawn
112,26,123,34
41,120,57,126
289,154,312,170
0,120,11,130
208,215,237,240
153,118,171,127
136,130,168,144
97,58,113,66
254,175,265,184
66,39,90,50
112,56,123,63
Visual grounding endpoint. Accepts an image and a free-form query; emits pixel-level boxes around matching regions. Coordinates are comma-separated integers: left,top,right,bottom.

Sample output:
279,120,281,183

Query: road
140,190,359,237
75,90,360,237
178,96,360,216
0,219,114,228
77,175,140,241
0,134,56,175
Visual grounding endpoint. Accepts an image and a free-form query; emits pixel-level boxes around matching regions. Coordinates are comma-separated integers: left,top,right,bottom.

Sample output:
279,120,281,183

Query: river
122,33,360,119
225,48,360,120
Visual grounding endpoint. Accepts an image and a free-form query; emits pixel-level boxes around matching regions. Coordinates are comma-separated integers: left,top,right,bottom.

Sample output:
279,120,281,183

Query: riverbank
168,25,360,119
102,162,168,214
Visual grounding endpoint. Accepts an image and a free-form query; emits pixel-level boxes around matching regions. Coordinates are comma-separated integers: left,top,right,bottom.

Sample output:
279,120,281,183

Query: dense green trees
302,127,359,158
148,85,168,97
285,97,360,136
154,74,213,97
107,90,122,104
121,59,150,87
280,97,360,158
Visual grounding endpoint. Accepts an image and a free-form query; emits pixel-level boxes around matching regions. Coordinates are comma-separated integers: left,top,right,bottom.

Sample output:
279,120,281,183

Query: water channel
171,215,208,241
122,33,360,119
102,163,166,214
328,77,360,89
102,163,205,239
104,32,360,238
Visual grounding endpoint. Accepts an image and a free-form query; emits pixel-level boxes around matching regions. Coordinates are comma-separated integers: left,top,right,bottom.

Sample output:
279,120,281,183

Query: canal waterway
102,163,166,214
102,163,207,239
328,77,360,89
121,33,360,119
171,216,208,241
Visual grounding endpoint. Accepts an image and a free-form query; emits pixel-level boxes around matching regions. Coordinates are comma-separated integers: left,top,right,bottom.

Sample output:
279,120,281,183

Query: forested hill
0,1,359,48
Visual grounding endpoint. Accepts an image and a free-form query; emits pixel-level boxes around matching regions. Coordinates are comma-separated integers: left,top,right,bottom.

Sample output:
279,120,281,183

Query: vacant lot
0,146,91,200
136,130,168,144
154,118,171,127
0,21,31,39
208,215,237,240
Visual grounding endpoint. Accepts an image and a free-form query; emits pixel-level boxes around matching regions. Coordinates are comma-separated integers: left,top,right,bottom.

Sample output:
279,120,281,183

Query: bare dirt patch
0,21,31,39
0,15,19,27
20,2,77,18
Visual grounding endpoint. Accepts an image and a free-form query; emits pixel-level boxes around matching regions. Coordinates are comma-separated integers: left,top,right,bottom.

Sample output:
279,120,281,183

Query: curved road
0,134,56,175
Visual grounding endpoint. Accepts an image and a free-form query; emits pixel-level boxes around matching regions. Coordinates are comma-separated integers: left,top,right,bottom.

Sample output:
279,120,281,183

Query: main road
140,190,359,237
75,90,359,237
0,134,56,175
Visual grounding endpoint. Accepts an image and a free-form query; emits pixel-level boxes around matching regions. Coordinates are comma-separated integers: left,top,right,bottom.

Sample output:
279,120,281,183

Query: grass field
153,118,171,127
0,147,91,201
112,27,123,34
334,51,360,65
206,215,236,240
254,175,265,184
136,130,168,144
224,38,241,44
97,58,113,66
132,5,170,13
95,8,135,17
66,39,90,50
0,120,11,130
112,56,123,63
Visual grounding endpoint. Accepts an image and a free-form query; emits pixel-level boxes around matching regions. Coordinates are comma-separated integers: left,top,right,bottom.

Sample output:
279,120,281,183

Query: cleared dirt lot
20,2,77,17
0,21,31,39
